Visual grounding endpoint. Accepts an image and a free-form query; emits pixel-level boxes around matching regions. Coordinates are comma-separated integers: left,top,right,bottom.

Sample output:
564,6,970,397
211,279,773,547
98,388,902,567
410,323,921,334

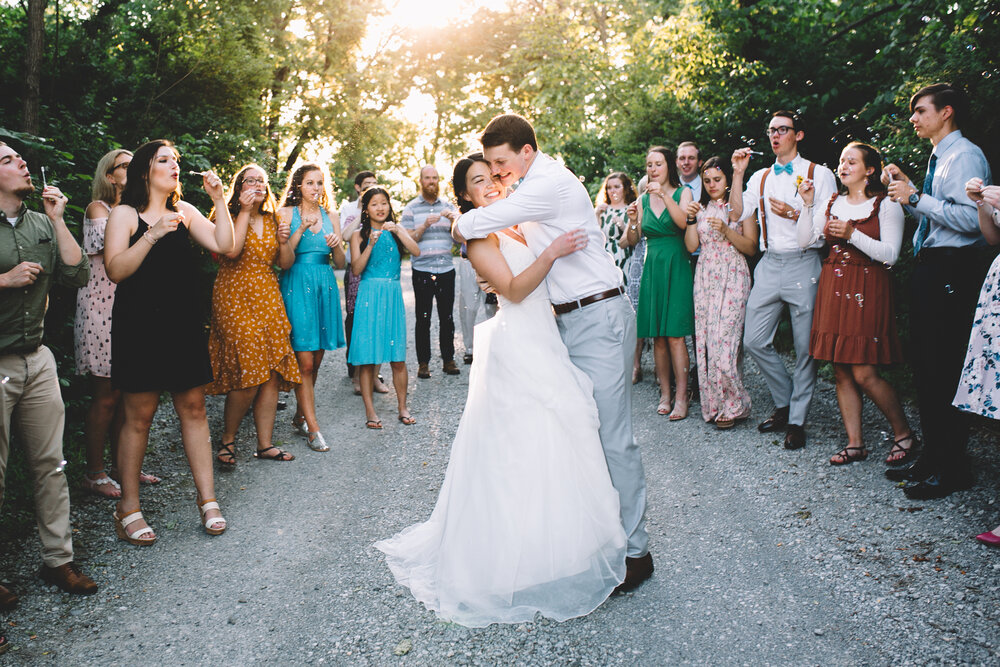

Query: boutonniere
795,175,804,188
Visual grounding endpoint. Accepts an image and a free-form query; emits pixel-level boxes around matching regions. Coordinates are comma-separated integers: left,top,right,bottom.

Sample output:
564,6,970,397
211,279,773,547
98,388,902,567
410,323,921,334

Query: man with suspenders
729,111,837,450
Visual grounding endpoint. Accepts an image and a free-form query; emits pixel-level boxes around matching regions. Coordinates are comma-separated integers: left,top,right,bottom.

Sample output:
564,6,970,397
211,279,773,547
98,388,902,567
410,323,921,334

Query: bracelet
142,231,158,245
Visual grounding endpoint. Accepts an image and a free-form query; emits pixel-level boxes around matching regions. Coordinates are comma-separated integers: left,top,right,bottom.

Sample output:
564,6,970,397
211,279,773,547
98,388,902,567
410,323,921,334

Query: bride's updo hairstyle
451,153,489,214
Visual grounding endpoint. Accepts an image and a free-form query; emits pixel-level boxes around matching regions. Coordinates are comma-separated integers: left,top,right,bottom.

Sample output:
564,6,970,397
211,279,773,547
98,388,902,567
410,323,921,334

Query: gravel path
2,260,999,665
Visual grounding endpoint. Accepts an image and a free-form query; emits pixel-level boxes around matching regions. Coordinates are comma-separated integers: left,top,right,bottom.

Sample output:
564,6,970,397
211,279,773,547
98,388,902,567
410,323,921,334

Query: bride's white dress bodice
496,233,549,309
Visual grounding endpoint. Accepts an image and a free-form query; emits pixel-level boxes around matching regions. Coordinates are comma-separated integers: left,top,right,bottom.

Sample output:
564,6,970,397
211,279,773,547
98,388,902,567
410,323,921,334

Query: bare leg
172,386,222,526
294,351,322,433
358,364,379,423
390,361,410,419
652,336,672,411
252,372,280,449
632,338,644,383
668,336,690,419
222,385,259,446
851,364,913,462
833,363,864,448
82,376,122,497
115,391,160,537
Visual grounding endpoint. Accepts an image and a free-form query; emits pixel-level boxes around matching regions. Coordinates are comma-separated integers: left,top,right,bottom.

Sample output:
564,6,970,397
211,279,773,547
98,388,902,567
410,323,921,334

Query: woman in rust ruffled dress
797,142,916,466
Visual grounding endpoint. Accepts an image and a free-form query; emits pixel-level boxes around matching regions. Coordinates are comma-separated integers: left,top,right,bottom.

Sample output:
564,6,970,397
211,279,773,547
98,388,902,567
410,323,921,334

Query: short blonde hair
92,149,133,205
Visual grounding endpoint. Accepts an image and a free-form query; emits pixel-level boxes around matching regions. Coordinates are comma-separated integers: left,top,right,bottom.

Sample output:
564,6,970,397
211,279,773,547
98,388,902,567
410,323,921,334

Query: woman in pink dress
684,157,755,428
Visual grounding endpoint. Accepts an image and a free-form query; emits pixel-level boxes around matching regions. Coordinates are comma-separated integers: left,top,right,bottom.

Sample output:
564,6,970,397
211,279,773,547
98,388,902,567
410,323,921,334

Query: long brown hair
121,140,181,213
596,172,638,206
211,164,278,222
840,141,887,198
279,163,331,210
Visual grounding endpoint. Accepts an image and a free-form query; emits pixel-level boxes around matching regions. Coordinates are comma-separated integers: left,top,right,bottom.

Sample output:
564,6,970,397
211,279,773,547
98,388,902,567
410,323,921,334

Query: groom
453,113,652,592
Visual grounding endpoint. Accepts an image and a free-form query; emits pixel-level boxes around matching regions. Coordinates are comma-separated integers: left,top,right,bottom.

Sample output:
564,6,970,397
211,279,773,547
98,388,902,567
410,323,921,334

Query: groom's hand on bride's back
545,228,589,260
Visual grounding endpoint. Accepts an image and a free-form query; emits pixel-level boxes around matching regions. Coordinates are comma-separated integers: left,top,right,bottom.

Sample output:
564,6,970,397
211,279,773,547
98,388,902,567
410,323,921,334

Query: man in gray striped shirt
401,166,460,379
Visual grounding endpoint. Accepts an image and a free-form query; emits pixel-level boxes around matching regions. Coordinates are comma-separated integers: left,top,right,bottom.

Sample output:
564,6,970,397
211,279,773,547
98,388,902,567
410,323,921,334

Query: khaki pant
0,345,74,566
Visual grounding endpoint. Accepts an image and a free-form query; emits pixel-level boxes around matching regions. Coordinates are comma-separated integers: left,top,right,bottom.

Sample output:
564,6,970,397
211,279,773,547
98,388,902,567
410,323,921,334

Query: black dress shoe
614,552,654,594
884,459,930,483
903,473,973,500
758,406,790,433
784,424,806,450
463,353,474,365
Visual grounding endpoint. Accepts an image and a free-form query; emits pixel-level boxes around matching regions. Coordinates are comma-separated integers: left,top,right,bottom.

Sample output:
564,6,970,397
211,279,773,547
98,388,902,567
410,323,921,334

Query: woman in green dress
625,146,694,419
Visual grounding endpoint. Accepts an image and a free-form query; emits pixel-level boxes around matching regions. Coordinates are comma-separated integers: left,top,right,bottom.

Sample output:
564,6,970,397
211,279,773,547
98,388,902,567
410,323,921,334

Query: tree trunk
23,0,48,135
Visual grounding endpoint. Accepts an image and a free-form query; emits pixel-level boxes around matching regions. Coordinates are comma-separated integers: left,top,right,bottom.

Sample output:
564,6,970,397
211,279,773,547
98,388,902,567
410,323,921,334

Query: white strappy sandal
113,509,156,546
197,498,227,536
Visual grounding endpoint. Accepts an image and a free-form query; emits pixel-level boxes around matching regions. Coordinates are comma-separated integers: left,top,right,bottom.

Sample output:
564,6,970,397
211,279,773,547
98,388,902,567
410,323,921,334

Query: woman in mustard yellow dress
207,165,302,464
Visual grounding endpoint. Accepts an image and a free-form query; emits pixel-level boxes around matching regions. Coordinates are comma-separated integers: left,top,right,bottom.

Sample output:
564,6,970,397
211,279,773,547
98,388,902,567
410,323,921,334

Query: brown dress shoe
758,406,789,433
614,552,654,594
417,363,431,379
0,583,18,610
38,562,98,596
442,360,460,375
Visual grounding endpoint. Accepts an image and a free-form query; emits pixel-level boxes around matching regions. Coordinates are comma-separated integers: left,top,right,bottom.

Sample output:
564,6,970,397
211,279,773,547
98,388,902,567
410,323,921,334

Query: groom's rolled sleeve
455,178,559,240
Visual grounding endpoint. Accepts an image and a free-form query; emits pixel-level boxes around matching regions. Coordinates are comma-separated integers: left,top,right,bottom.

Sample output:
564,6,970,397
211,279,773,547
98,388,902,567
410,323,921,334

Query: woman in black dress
105,140,235,545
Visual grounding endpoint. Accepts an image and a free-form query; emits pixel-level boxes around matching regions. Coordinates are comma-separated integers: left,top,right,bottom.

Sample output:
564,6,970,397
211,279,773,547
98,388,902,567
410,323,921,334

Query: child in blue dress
348,186,421,428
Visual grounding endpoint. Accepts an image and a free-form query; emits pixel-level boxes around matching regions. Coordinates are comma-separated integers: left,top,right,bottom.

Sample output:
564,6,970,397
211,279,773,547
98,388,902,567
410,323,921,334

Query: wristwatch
908,192,921,206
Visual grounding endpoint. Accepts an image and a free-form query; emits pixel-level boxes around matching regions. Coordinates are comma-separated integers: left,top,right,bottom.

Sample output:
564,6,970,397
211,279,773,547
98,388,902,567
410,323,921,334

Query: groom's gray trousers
556,294,648,558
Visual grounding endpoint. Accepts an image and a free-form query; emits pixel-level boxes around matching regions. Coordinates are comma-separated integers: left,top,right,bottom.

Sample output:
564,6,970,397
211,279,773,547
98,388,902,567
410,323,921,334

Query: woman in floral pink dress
684,157,756,428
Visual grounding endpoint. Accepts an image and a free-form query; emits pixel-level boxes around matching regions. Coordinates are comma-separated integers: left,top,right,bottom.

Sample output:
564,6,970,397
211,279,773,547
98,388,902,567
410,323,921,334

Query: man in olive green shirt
0,141,97,609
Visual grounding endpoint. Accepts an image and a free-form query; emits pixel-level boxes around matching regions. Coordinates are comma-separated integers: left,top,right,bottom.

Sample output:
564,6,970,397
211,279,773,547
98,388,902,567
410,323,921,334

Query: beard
14,184,33,200
423,183,439,200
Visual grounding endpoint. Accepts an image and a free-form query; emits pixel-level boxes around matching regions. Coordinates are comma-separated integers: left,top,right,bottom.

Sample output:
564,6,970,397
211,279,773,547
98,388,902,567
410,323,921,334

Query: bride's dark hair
451,153,490,214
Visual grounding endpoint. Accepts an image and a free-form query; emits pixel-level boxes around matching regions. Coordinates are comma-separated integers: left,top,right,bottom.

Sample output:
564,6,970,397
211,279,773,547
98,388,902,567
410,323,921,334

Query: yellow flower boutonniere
795,175,804,188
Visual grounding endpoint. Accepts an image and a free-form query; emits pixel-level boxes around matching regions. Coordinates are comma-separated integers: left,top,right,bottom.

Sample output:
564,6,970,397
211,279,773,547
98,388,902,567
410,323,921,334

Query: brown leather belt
553,286,625,315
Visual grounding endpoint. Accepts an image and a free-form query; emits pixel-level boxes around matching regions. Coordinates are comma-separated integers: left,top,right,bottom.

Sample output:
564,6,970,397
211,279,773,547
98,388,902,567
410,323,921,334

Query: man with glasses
729,111,836,450
0,141,98,612
882,83,991,499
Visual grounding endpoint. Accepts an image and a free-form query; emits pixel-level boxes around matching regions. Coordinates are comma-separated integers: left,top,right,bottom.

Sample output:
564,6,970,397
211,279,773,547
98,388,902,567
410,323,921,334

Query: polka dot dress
75,204,115,378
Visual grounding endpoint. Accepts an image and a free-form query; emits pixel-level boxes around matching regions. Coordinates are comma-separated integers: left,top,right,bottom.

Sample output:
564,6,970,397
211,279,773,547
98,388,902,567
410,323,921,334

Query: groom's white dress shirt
455,152,623,304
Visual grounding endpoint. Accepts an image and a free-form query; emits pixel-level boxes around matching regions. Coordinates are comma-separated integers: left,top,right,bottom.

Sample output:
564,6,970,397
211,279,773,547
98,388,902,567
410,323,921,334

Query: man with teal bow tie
728,110,837,451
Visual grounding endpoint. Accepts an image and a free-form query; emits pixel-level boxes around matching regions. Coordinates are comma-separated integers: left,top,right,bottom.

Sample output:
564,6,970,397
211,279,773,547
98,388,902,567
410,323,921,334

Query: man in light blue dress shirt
882,83,992,499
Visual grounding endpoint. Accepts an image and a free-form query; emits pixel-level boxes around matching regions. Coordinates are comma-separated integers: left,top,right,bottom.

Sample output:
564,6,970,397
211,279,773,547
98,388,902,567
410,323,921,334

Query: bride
374,154,626,627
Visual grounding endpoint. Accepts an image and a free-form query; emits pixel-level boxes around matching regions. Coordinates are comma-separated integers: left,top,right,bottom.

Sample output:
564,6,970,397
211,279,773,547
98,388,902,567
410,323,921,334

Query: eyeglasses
108,162,130,174
764,126,795,138
243,177,266,185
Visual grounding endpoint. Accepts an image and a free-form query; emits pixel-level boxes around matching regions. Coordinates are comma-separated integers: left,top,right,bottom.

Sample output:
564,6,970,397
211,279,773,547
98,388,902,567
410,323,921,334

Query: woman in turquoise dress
348,186,421,429
278,163,345,452
625,146,694,419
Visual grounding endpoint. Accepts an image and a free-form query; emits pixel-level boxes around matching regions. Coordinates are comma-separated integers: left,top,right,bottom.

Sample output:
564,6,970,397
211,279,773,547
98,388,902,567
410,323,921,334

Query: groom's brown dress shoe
614,552,653,594
0,583,18,610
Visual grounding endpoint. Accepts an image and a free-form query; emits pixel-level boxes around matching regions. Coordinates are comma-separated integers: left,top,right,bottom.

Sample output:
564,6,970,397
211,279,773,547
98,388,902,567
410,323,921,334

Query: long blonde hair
92,149,132,205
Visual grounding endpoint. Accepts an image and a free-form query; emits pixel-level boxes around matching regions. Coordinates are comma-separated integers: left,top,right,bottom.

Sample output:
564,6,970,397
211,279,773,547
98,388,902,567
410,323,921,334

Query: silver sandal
306,431,330,452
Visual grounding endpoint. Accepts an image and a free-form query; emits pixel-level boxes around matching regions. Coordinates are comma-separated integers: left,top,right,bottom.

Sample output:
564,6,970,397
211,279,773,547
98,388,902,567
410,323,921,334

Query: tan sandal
113,509,156,546
197,498,227,536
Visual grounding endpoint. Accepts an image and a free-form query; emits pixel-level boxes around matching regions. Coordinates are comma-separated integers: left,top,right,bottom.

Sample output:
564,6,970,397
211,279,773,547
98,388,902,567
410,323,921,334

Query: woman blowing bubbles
104,140,234,545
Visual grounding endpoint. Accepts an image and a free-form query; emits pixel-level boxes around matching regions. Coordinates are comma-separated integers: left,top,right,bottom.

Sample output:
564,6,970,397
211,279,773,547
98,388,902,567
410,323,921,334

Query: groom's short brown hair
480,113,537,151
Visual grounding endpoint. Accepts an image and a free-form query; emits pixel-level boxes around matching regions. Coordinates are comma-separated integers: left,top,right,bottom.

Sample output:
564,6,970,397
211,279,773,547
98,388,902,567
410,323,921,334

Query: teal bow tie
773,163,794,176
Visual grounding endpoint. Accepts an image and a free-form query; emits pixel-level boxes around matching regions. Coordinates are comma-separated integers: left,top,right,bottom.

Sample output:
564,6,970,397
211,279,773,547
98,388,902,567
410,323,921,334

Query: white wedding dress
375,233,626,627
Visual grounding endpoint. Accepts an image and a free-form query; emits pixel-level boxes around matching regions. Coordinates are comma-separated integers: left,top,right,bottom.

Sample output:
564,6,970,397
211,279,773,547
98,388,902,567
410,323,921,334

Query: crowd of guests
1,81,999,649
596,83,998,542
